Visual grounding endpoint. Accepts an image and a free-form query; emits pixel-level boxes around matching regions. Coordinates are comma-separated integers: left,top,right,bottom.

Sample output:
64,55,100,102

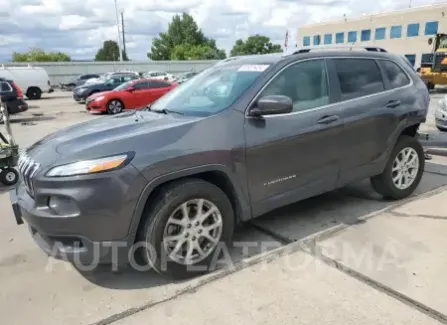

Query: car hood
26,111,201,166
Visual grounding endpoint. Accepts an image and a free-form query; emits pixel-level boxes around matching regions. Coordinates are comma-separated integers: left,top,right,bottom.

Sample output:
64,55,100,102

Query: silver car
435,96,447,131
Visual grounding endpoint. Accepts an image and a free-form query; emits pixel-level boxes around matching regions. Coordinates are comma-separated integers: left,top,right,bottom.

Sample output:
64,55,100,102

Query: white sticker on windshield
238,64,269,72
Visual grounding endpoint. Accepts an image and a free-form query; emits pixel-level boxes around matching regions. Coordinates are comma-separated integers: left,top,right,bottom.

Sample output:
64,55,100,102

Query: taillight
12,82,23,98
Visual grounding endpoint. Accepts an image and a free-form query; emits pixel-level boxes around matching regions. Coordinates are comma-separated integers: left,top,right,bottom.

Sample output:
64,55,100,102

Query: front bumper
9,164,148,265
73,91,88,102
86,98,106,112
435,107,447,128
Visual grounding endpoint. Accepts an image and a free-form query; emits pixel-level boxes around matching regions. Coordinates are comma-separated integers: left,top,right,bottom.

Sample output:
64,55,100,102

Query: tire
426,82,435,90
371,135,425,200
0,168,19,186
107,99,124,114
26,87,42,100
437,125,447,132
137,178,235,279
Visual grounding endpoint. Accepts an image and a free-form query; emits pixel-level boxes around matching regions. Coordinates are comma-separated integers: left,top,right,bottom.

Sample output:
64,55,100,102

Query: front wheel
371,135,424,200
138,179,235,279
0,168,19,186
107,100,124,114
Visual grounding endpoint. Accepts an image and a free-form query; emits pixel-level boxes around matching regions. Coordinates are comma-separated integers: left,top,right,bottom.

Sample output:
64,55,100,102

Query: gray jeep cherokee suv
10,46,429,278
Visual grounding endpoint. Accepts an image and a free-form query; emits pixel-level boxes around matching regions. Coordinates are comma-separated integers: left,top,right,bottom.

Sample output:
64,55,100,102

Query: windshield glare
150,63,270,116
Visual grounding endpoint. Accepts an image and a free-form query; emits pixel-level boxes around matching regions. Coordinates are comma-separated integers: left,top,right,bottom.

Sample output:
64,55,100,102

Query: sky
0,0,443,61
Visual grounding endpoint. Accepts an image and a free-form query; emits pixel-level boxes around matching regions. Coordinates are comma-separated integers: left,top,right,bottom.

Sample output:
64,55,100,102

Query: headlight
438,99,447,111
46,153,133,177
94,96,104,101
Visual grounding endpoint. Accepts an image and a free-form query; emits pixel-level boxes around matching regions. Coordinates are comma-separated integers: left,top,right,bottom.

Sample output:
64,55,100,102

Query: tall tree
95,40,129,61
12,48,71,62
230,35,283,57
147,12,226,60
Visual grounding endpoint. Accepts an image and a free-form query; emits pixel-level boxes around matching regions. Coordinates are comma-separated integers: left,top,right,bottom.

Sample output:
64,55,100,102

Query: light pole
114,0,124,61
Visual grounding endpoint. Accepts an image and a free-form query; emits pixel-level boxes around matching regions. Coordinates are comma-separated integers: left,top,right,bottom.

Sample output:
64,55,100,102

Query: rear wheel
26,87,42,100
426,82,435,90
107,99,124,114
138,179,235,279
371,136,424,200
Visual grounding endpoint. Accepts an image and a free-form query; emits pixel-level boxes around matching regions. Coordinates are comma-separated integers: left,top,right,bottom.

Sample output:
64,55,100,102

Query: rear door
147,80,173,103
131,80,151,108
327,58,405,185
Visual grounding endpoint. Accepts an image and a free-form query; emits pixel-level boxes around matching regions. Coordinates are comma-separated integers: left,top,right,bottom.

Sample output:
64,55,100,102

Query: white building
296,3,447,69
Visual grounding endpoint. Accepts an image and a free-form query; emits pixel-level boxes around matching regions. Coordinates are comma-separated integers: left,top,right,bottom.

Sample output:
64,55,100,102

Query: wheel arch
382,122,422,168
127,164,251,244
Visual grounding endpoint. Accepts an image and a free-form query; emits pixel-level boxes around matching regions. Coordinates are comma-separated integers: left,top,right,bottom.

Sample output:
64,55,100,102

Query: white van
0,65,53,99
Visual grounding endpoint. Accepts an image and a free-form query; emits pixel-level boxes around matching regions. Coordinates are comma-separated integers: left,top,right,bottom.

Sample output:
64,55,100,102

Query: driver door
244,59,343,216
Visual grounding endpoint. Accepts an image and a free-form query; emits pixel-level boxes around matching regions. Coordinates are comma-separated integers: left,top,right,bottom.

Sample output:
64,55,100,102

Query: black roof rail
293,45,388,54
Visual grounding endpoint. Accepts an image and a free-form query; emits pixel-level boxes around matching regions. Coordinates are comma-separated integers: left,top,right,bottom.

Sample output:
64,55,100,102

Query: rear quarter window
0,81,13,92
380,60,411,89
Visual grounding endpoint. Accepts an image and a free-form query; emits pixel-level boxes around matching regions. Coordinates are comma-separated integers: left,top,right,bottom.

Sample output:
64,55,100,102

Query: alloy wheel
392,147,420,190
163,199,223,265
108,100,122,114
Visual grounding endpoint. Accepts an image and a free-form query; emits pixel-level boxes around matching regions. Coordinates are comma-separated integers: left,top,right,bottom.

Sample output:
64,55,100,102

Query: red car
86,78,176,114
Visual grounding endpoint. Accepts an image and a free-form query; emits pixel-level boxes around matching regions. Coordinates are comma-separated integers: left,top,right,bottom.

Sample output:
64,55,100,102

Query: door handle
386,100,401,108
317,115,339,124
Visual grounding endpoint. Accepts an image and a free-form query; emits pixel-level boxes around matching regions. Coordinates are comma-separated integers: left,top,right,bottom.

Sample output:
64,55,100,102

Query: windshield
150,63,270,116
439,35,447,49
114,81,133,91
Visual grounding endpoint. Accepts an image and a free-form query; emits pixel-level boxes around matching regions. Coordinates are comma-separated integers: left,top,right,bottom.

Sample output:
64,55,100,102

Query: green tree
95,40,129,61
12,48,71,62
147,12,226,60
170,44,226,60
230,35,283,57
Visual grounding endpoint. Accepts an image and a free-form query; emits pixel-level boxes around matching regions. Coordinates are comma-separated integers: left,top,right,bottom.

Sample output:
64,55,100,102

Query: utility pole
114,0,123,62
121,12,126,59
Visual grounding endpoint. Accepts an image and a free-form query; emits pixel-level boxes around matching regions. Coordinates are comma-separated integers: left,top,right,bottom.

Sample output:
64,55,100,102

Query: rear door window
332,58,385,101
380,60,411,88
134,81,150,90
149,80,171,88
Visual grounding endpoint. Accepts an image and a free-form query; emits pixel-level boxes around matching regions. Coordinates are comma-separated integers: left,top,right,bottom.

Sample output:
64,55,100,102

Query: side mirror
428,38,433,45
249,95,293,117
127,86,135,92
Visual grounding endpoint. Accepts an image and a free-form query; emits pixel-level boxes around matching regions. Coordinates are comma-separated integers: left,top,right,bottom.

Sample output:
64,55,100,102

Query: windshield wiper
151,108,184,115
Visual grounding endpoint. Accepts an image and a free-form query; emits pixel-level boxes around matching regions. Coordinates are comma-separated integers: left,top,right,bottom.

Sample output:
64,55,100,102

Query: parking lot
1,91,447,325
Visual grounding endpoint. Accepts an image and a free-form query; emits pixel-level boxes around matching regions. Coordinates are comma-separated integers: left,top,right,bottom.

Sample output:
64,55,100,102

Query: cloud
0,0,442,61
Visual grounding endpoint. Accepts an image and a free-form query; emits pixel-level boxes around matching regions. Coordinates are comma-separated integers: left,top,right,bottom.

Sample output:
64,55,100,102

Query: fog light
48,196,80,216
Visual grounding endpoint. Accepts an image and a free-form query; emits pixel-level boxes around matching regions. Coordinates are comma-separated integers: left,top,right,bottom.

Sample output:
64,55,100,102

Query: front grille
17,153,40,197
